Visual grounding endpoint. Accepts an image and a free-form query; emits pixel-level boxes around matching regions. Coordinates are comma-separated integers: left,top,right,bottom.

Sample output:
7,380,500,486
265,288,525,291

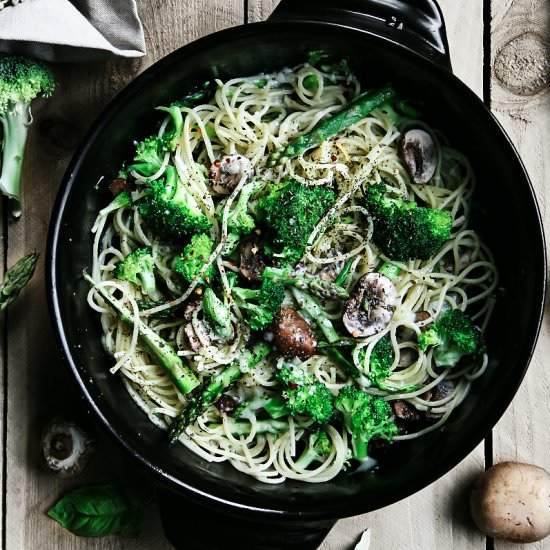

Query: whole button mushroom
398,129,437,185
41,418,95,477
470,462,550,543
271,308,317,360
208,154,253,195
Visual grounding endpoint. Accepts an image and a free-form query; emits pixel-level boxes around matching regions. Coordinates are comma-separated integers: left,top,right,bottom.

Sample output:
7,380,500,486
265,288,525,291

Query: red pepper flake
288,382,298,390
331,154,337,162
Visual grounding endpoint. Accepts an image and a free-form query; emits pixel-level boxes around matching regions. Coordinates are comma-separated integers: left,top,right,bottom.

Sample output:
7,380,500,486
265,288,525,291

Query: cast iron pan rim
46,19,547,520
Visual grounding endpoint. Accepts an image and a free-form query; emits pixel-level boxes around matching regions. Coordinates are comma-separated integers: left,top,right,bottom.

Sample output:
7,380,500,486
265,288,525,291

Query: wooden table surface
0,0,548,548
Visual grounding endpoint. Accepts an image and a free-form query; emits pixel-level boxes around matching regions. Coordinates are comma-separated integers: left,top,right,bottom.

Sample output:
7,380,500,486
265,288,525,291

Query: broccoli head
358,337,395,388
276,364,334,424
172,233,215,284
295,429,332,470
114,246,158,297
0,55,56,208
418,309,486,367
334,386,397,461
256,180,335,264
232,278,285,330
128,136,164,177
139,165,212,240
365,182,452,261
220,179,258,236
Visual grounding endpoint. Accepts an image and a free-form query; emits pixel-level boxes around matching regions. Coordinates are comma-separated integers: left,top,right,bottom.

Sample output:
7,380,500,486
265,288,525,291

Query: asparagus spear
262,266,349,301
83,273,199,395
168,341,271,443
0,252,38,312
267,85,397,166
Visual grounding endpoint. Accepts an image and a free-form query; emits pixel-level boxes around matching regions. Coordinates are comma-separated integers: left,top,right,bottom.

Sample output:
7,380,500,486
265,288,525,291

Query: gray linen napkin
0,0,146,62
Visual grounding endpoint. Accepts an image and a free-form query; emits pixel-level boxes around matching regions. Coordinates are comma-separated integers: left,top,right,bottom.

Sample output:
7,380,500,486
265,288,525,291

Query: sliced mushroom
183,299,202,321
343,273,398,338
108,177,134,197
208,154,253,195
393,400,420,422
184,323,203,352
272,308,317,360
398,129,437,185
41,418,95,477
215,394,240,414
398,348,417,368
239,238,265,281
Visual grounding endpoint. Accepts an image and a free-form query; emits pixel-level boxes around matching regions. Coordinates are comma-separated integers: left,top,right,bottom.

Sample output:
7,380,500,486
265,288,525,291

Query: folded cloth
0,0,145,62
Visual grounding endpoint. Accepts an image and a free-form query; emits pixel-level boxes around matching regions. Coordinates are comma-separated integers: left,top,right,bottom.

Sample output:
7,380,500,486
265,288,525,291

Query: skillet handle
268,0,452,72
157,487,335,550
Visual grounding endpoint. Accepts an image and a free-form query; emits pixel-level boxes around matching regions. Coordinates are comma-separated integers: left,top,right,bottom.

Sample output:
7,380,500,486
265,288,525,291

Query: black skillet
47,1,547,548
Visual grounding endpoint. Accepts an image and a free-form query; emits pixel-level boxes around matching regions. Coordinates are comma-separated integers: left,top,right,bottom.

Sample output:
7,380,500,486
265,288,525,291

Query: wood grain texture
2,1,242,549
490,0,550,548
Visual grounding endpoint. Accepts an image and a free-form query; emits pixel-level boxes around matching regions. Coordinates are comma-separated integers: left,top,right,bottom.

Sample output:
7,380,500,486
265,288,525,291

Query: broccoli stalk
97,192,132,219
256,180,335,265
291,287,361,379
276,364,334,424
262,266,349,301
84,273,199,395
223,179,259,236
172,233,215,284
168,342,270,442
295,429,332,470
232,278,285,330
334,386,397,461
0,55,56,210
418,309,486,367
267,85,396,165
358,338,395,388
114,247,158,298
378,261,402,280
202,287,232,339
233,394,289,419
365,182,452,261
139,165,211,240
157,105,184,152
0,252,38,311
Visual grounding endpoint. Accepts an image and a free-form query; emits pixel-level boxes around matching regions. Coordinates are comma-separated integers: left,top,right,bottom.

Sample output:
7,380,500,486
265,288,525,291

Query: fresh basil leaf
47,484,143,537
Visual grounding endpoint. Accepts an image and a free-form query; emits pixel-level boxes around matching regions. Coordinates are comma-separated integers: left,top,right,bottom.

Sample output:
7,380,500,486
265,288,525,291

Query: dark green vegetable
295,429,332,470
172,233,215,284
127,136,164,177
0,55,56,209
0,252,38,312
267,86,396,166
257,180,335,265
378,261,402,280
170,81,214,108
334,386,397,461
139,165,211,240
334,258,355,286
136,299,183,319
233,394,289,420
365,182,452,261
114,247,157,297
98,192,132,218
47,485,144,538
262,266,349,300
84,273,199,394
418,309,486,367
209,419,287,436
168,342,270,443
221,179,258,236
232,278,285,330
358,338,395,388
156,105,183,152
202,287,232,339
276,364,334,424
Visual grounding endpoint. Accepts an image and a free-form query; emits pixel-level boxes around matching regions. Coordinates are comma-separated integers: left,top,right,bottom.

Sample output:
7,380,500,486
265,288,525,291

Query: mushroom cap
343,273,397,338
272,308,317,360
208,154,253,195
398,129,437,185
41,418,95,477
470,462,550,543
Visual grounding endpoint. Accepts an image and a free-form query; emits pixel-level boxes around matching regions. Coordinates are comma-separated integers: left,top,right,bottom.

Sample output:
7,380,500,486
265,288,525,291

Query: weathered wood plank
490,0,550,548
3,1,242,548
246,0,485,547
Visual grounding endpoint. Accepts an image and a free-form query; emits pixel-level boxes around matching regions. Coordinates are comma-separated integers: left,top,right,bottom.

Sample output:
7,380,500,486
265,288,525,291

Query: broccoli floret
233,394,289,420
156,105,183,152
418,309,486,367
114,246,158,298
334,386,397,461
295,429,332,470
172,233,215,284
97,191,132,218
358,338,395,388
232,278,285,330
0,55,56,209
128,136,164,177
256,180,335,265
276,364,334,424
139,166,212,240
365,182,452,261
